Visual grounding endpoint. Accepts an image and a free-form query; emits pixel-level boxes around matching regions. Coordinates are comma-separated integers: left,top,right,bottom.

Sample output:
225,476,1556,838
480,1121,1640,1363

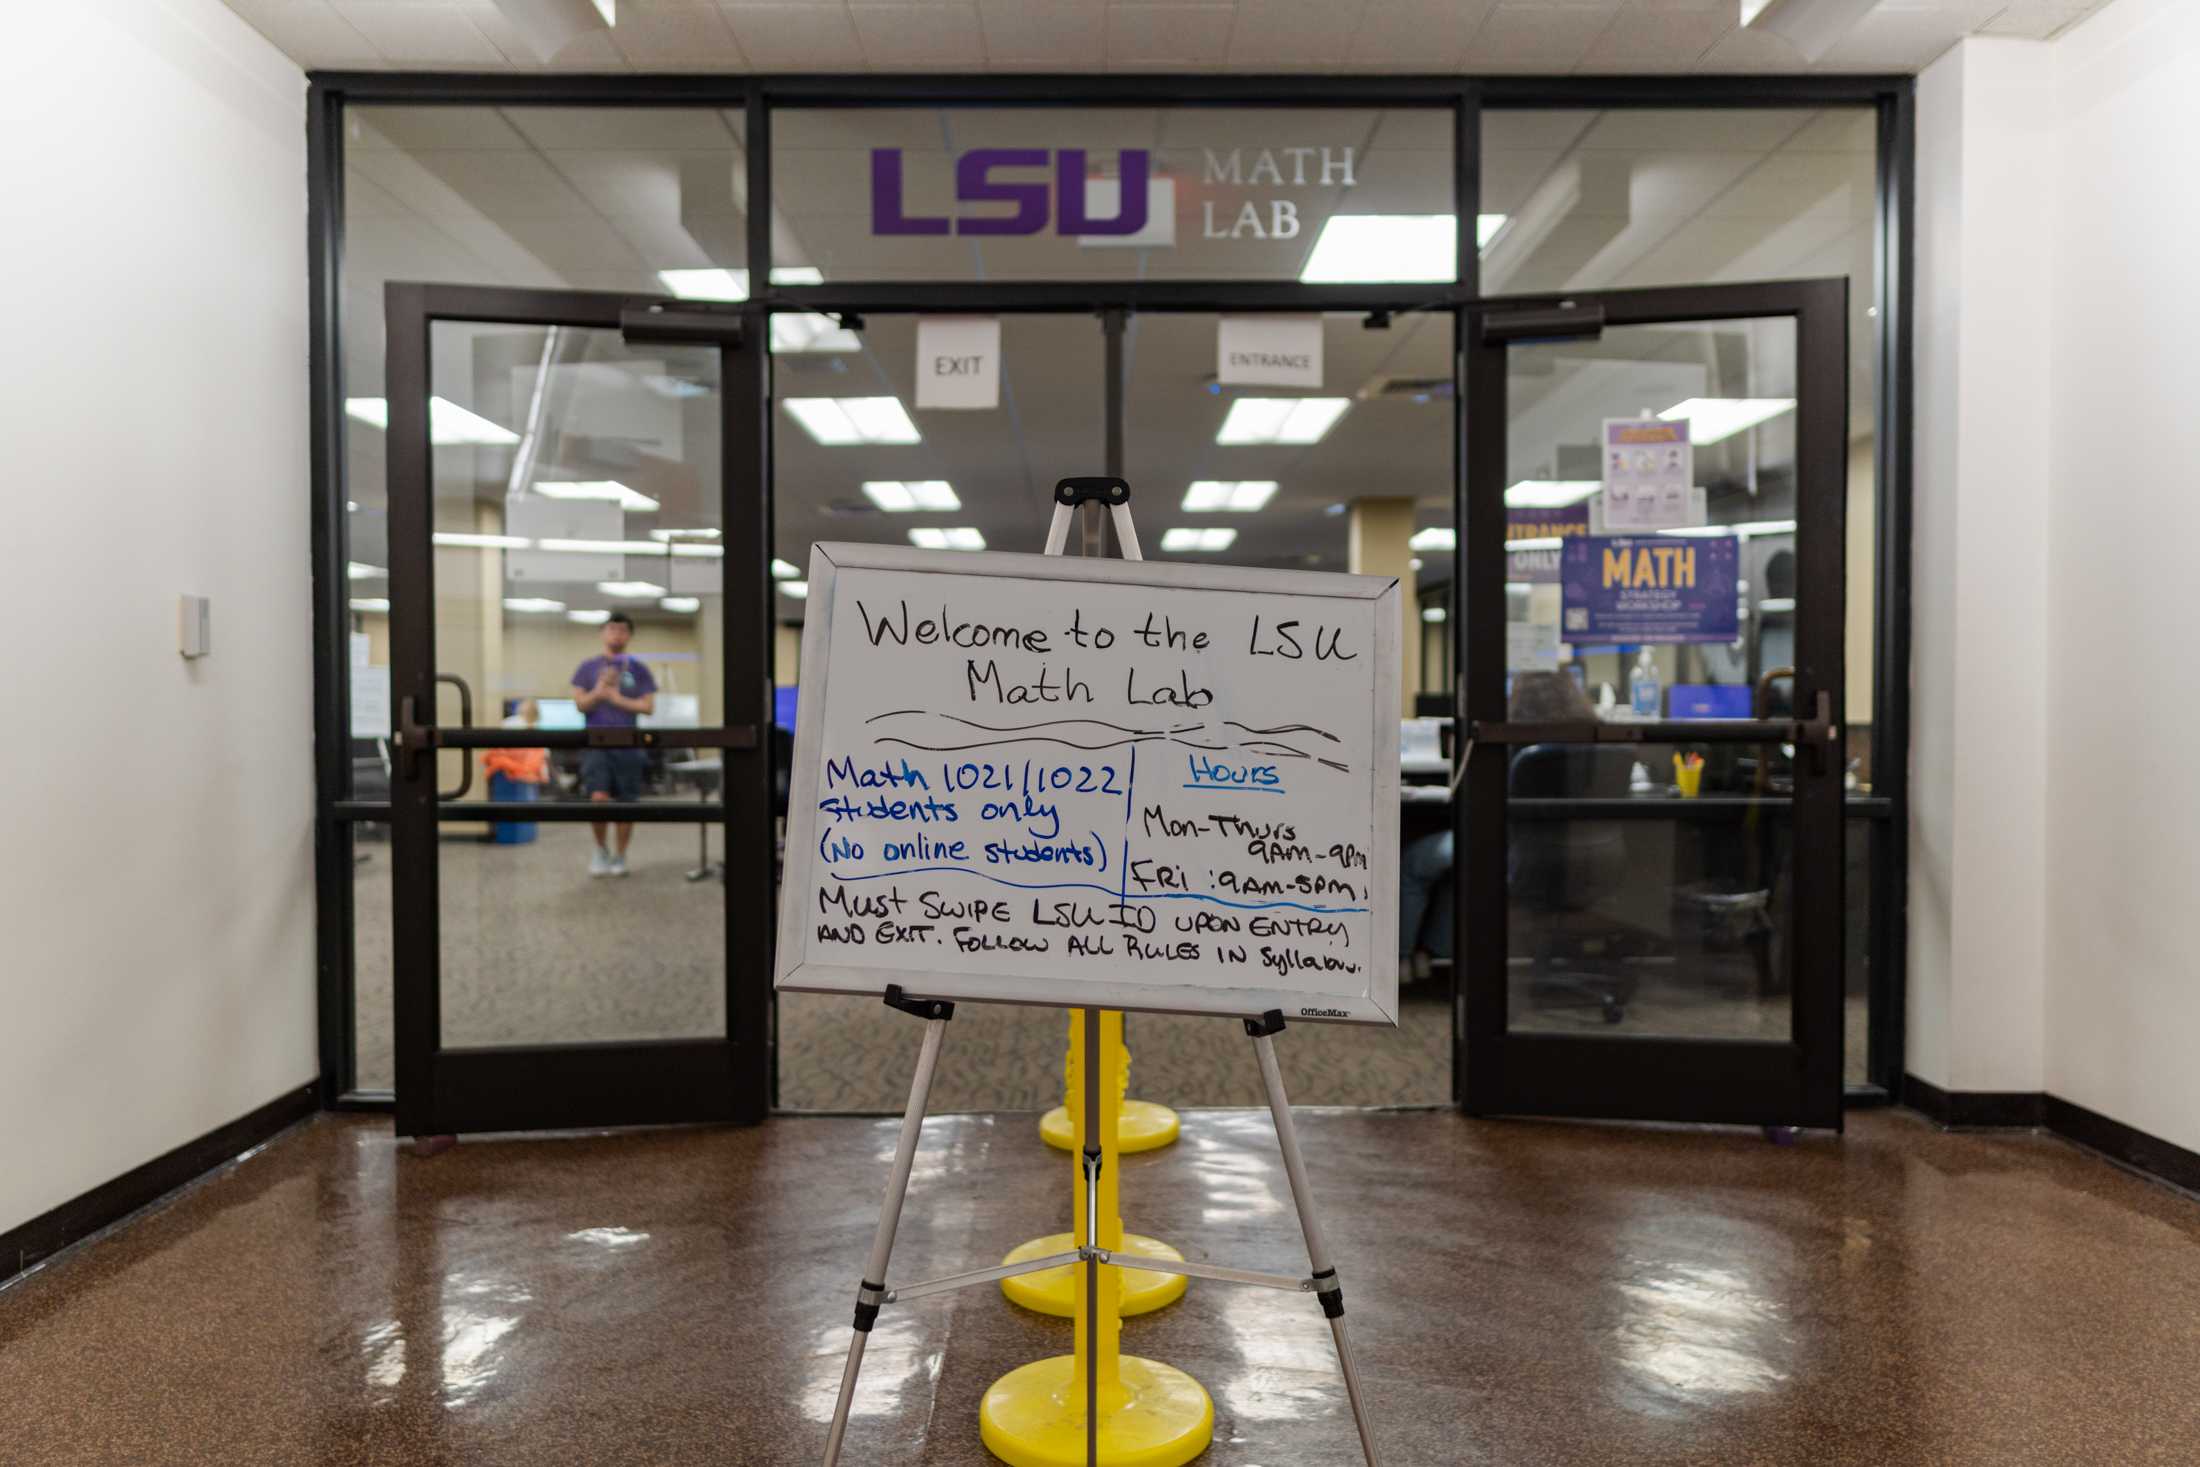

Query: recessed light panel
1182,481,1278,512
1216,398,1349,445
785,397,921,445
1659,398,1795,446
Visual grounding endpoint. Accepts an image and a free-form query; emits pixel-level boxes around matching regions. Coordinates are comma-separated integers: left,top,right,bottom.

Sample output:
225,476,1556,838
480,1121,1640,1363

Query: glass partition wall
313,78,1910,1120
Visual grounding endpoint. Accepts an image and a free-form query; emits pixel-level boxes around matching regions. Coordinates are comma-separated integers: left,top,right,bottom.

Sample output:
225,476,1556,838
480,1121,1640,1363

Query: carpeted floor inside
352,821,1862,1109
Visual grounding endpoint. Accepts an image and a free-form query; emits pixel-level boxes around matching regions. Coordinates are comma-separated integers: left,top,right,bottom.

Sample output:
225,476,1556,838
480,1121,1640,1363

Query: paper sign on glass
1560,534,1739,645
916,317,1001,410
1600,418,1693,531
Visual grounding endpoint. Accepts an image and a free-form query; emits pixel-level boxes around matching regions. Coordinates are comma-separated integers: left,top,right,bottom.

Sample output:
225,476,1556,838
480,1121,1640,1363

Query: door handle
393,675,477,799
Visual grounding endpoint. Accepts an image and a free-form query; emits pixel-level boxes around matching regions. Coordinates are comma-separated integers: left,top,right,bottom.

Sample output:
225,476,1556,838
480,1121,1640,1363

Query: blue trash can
489,773,539,844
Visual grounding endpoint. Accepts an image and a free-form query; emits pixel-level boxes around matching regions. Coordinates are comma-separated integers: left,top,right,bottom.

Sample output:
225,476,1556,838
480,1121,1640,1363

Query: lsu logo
871,148,1150,237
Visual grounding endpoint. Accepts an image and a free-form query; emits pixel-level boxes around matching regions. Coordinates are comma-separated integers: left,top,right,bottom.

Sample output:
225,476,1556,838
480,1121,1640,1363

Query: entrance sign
1601,417,1693,531
775,543,1402,1025
914,316,1000,409
1217,315,1322,389
1560,533,1739,644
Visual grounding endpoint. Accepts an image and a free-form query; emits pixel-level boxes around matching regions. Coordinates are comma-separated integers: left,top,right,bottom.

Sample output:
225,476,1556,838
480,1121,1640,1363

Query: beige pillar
1349,497,1422,716
699,593,726,727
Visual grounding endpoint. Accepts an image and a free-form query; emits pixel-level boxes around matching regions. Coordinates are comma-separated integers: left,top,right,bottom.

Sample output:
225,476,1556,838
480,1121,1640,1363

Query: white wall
1913,0,2200,1152
0,0,313,1237
2039,0,2200,1151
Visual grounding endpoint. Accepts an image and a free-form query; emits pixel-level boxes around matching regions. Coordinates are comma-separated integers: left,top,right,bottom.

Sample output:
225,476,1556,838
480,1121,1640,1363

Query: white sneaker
608,853,629,878
589,847,613,878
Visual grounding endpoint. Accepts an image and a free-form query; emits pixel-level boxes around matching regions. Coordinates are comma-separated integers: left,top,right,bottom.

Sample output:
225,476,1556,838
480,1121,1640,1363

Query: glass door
383,283,771,1137
1460,280,1848,1129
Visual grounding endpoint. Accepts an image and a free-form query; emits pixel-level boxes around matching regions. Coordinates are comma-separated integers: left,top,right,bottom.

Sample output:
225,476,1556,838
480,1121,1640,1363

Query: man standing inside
572,611,656,876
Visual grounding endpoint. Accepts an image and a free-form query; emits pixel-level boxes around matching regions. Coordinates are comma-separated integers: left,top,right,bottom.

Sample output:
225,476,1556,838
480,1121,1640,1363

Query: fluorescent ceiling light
433,532,529,549
1741,0,1878,63
658,268,746,301
908,527,986,551
538,538,667,556
567,609,611,625
349,597,389,613
780,580,809,599
771,558,801,580
1503,480,1600,509
1410,557,1423,571
1160,527,1238,553
1661,519,1797,540
592,0,616,24
345,396,519,446
347,561,384,580
1507,536,1564,552
862,480,961,512
1659,397,1795,446
771,313,862,354
1477,213,1508,248
596,580,666,598
503,597,565,613
1216,397,1349,445
657,265,826,302
1421,607,1447,623
1300,215,1454,284
650,527,719,542
660,596,701,613
535,480,659,512
784,397,921,445
1408,527,1456,552
1182,480,1278,512
669,543,723,558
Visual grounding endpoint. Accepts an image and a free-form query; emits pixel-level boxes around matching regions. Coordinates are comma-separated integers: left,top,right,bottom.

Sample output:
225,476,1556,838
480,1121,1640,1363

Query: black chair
1508,744,1641,1024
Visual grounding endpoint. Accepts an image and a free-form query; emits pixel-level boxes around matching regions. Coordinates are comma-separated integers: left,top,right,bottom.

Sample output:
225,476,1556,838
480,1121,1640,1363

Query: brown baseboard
1,1081,318,1288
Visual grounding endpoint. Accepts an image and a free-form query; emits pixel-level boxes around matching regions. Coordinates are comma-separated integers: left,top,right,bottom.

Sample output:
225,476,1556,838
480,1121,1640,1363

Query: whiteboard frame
773,542,1402,1027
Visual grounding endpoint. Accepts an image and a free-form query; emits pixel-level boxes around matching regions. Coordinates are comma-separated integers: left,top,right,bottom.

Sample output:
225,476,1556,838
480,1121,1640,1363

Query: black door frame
309,73,1915,1119
382,281,774,1136
1460,277,1850,1130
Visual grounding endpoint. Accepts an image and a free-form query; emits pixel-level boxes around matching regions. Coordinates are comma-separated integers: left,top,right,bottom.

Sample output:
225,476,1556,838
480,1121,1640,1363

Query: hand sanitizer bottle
1629,647,1661,718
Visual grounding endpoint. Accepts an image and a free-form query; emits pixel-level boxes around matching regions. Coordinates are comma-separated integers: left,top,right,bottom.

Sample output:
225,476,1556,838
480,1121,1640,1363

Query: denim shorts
580,748,648,801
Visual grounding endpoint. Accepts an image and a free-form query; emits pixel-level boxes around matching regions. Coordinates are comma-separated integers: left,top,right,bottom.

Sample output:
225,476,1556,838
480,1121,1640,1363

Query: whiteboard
774,543,1401,1026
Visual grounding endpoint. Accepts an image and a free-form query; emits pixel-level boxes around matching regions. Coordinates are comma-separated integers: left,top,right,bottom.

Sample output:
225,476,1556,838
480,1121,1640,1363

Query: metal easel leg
821,988,955,1467
1081,1004,1102,1466
1246,1011,1383,1466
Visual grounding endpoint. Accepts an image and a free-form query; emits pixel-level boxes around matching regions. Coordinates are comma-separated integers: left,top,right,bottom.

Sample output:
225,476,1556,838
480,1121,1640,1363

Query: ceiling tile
1809,5,1976,71
849,4,987,66
1981,2,2109,40
1693,22,1809,72
227,1,383,67
610,4,748,65
1106,4,1235,66
1225,0,1365,65
1579,0,1733,67
1346,0,1490,68
1465,2,1623,70
721,3,869,67
332,2,506,64
977,0,1109,63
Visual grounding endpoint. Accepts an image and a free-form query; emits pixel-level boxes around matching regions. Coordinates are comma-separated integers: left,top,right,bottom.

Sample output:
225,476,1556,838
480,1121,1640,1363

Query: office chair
1508,744,1642,1024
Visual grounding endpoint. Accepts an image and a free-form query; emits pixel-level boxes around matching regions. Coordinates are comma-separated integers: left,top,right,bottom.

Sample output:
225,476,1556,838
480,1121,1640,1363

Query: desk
666,757,723,881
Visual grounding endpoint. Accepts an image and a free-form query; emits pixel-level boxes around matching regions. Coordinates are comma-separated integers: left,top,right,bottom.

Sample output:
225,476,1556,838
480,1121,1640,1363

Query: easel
818,479,1383,1466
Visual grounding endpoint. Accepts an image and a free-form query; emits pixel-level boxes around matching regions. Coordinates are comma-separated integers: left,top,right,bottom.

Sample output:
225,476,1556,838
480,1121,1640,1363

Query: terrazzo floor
5,1108,2198,1464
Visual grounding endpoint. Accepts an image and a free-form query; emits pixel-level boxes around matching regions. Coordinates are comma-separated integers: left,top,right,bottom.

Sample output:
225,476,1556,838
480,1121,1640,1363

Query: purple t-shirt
572,653,657,728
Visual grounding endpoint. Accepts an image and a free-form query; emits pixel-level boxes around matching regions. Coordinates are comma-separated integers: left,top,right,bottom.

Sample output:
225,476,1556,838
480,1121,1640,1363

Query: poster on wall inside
1560,535,1738,644
1506,503,1590,584
1601,418,1692,531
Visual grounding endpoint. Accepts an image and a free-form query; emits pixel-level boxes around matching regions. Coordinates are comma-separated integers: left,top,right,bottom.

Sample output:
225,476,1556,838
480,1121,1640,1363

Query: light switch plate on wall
179,595,211,658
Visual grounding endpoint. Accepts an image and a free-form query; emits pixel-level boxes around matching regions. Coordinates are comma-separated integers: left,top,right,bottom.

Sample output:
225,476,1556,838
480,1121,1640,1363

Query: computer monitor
534,697,585,730
1667,683,1751,719
774,685,799,731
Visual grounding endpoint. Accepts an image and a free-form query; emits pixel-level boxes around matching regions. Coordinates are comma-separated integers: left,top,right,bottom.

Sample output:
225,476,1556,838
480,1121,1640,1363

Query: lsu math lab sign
1560,535,1739,645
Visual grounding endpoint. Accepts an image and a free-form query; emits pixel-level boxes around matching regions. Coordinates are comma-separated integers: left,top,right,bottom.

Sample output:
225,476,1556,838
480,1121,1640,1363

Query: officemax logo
870,148,1151,237
1300,1006,1349,1018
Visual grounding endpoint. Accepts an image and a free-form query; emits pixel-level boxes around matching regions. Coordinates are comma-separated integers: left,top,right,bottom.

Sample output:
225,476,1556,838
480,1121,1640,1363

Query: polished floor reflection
11,1107,2195,1464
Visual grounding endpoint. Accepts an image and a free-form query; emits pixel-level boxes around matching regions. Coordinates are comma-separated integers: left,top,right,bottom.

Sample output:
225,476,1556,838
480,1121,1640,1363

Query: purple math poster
1559,535,1739,644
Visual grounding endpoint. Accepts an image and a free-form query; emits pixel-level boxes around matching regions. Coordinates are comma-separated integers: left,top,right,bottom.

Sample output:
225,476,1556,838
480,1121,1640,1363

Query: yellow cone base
980,1355,1213,1467
1041,1100,1180,1154
1000,1233,1190,1317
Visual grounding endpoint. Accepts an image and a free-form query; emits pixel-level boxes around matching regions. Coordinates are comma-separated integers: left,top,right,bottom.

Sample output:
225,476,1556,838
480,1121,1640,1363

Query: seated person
1397,670,1605,975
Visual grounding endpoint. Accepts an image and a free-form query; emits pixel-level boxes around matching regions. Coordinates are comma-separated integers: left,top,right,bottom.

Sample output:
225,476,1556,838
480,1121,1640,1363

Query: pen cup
1672,754,1703,799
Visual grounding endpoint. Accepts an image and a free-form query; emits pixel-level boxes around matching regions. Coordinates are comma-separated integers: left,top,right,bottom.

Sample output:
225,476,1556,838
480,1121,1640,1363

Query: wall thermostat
179,595,211,659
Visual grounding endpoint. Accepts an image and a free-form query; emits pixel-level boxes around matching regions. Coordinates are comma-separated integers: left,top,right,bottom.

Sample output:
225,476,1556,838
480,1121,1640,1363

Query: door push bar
1471,691,1839,771
1481,302,1606,344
